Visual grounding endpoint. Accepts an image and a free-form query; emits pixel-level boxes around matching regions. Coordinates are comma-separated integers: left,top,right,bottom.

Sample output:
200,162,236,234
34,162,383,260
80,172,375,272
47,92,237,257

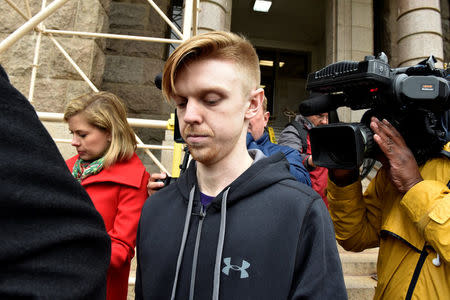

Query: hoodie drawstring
213,187,230,300
170,186,230,300
171,186,195,300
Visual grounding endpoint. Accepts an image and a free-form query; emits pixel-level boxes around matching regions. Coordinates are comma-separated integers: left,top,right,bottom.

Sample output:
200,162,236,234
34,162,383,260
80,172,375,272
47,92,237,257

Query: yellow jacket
328,144,450,300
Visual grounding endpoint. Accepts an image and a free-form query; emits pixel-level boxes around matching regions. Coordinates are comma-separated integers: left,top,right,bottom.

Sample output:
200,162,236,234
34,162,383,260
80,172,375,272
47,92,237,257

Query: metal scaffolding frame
0,0,200,175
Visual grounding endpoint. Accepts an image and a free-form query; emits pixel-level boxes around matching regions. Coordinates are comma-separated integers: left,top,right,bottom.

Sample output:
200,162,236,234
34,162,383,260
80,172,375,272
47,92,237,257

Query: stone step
127,274,377,300
127,246,379,299
345,275,377,300
340,251,378,276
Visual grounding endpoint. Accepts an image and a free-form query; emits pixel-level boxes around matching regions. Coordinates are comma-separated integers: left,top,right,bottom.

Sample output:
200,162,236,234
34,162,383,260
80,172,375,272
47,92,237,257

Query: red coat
305,134,329,207
67,153,149,300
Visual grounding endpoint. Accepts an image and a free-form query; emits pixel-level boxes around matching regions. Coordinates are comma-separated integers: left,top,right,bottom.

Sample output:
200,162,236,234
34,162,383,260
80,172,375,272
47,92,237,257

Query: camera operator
327,115,449,299
278,109,329,206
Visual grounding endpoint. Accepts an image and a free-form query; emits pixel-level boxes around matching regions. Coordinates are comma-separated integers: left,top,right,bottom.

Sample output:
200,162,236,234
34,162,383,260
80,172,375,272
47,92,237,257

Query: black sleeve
289,198,348,300
135,221,143,300
0,65,111,299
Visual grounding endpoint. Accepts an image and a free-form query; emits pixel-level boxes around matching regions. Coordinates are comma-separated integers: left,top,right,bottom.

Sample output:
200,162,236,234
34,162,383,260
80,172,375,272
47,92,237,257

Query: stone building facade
0,0,448,171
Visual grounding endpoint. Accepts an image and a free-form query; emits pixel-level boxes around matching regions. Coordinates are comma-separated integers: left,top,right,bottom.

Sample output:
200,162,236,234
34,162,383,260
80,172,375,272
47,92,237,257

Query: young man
147,97,311,193
136,31,346,300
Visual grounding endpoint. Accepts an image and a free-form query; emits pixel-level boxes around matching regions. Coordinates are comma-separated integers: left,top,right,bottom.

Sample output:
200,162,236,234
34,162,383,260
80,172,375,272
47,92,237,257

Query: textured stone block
352,27,373,53
203,0,230,12
109,2,149,30
397,10,442,40
44,0,78,30
398,0,440,18
66,80,95,101
398,33,444,66
147,5,170,32
0,2,31,32
31,78,69,112
99,0,112,15
91,42,106,86
352,1,373,28
0,0,107,32
74,0,109,33
0,33,35,77
106,29,167,58
198,1,227,31
42,121,77,160
103,55,164,84
101,81,171,115
8,75,31,101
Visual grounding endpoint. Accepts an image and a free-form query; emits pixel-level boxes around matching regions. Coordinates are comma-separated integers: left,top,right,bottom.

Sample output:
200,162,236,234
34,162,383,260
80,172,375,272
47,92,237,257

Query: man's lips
186,134,209,143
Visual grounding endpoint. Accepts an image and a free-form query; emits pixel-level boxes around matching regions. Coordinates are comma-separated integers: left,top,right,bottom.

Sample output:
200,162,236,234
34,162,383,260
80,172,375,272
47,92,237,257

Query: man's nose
183,99,203,124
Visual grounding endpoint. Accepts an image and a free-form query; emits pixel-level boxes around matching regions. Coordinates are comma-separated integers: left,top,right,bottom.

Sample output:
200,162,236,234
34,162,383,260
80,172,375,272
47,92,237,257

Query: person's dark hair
398,109,448,165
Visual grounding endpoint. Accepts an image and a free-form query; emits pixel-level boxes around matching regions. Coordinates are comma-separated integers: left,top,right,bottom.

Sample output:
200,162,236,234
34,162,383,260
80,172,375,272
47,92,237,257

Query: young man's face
173,58,256,166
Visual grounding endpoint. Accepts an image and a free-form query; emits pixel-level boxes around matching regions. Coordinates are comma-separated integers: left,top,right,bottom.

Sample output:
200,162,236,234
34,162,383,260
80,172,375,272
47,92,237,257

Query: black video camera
301,53,450,169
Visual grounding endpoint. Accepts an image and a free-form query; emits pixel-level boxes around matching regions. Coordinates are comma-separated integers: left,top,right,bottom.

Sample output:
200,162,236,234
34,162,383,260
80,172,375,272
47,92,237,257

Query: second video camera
301,53,449,169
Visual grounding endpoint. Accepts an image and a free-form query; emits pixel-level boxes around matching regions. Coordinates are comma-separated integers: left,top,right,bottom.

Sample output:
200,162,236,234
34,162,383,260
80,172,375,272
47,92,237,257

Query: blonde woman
64,91,149,300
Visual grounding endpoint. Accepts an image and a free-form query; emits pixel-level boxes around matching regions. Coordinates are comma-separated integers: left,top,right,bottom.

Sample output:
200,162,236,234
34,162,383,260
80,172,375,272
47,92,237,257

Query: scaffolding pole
0,0,71,54
183,0,194,40
43,29,183,44
37,112,169,129
146,0,184,39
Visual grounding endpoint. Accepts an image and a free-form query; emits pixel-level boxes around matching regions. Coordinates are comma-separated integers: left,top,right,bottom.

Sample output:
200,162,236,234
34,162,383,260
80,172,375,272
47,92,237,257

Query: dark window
256,48,309,116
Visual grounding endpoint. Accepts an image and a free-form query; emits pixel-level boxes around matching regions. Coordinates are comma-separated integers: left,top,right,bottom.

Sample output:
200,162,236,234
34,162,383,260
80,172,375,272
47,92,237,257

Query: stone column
197,0,232,33
328,0,374,122
397,0,444,68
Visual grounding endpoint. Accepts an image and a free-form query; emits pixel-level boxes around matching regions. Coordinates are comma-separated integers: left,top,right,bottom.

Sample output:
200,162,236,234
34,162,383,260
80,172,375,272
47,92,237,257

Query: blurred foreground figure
0,65,110,299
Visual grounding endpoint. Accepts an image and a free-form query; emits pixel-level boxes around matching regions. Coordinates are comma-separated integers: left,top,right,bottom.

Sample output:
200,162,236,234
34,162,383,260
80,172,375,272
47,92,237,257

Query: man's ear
245,88,264,120
263,111,270,127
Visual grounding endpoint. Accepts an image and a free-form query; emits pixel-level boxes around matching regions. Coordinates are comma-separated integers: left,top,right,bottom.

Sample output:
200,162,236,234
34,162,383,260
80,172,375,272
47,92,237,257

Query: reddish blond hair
162,31,260,102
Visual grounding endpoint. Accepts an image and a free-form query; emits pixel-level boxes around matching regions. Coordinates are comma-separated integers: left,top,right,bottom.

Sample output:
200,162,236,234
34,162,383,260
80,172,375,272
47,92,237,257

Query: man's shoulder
142,182,183,212
260,176,320,208
266,142,301,163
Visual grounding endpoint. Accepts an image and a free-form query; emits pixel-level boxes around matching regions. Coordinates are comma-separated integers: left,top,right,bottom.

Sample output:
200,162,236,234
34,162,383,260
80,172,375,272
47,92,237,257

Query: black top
136,151,347,299
0,65,110,299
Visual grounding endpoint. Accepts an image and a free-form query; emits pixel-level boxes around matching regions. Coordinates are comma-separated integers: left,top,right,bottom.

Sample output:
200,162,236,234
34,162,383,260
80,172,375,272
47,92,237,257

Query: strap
405,244,429,300
440,149,450,159
286,120,308,153
267,126,277,144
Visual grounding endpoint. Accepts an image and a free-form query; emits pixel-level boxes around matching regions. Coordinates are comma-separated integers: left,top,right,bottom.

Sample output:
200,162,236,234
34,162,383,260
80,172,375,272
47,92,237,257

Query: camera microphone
154,73,162,90
299,94,341,116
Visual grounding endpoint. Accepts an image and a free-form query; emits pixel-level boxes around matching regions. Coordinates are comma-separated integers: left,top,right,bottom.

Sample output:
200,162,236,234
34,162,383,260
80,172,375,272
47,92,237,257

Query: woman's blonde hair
162,31,260,103
64,91,137,167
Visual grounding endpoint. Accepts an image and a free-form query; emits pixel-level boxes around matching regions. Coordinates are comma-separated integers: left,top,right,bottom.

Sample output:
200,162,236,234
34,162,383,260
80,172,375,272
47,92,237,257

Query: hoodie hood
170,150,296,300
175,150,294,210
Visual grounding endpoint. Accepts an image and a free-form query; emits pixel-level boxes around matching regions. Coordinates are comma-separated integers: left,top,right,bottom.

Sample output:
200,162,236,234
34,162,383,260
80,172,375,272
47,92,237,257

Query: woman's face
67,113,111,161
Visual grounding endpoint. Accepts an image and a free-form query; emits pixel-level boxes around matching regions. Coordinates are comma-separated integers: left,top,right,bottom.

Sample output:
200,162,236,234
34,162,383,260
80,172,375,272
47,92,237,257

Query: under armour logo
222,257,250,279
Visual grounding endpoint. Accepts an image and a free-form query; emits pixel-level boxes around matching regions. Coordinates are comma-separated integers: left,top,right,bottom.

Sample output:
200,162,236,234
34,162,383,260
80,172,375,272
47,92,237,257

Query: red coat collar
66,153,146,188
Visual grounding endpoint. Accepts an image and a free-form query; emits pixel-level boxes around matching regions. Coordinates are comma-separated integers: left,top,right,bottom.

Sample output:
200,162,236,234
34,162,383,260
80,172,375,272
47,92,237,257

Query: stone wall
0,0,173,169
0,0,110,159
442,0,449,63
102,0,172,172
0,0,109,110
